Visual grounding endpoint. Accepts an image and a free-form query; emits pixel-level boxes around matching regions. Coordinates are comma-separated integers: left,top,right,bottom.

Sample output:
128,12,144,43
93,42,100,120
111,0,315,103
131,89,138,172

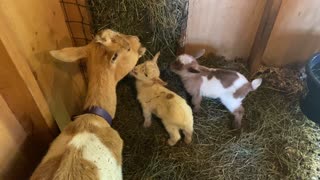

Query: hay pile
112,55,320,179
89,0,188,63
88,1,320,179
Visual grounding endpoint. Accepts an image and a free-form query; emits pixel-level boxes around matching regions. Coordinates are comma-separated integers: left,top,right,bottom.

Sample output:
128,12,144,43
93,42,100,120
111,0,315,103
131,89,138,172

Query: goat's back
30,114,123,180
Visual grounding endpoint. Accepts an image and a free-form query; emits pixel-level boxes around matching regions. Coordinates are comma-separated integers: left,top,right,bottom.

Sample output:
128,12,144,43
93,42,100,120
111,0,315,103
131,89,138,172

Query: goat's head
130,52,167,85
50,29,146,82
170,49,205,77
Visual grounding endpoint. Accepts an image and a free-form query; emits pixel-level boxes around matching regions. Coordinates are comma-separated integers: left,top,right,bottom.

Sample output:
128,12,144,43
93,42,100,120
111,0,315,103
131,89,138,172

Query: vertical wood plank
262,0,320,66
248,0,282,75
0,95,27,176
185,0,265,59
0,0,86,130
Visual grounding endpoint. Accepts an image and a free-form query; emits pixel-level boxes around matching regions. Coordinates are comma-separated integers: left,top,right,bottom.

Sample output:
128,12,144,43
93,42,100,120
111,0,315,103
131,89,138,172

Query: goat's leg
164,125,181,146
142,107,152,128
191,93,202,112
232,105,244,129
182,125,193,144
221,97,244,129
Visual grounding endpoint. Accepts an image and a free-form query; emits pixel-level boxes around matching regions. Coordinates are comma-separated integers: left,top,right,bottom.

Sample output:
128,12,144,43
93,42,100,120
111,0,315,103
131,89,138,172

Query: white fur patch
251,78,262,90
200,74,249,112
178,54,194,65
200,77,225,98
69,132,122,180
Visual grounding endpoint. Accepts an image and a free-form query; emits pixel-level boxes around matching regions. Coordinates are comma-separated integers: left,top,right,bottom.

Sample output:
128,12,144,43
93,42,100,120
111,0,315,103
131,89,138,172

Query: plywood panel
0,0,86,130
0,95,27,177
0,39,55,141
185,0,265,60
0,92,49,179
263,0,320,65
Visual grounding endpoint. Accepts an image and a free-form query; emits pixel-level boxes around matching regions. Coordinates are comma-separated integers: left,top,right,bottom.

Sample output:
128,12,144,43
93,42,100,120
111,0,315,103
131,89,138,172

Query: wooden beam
0,41,55,178
0,0,86,131
0,39,56,141
248,0,282,75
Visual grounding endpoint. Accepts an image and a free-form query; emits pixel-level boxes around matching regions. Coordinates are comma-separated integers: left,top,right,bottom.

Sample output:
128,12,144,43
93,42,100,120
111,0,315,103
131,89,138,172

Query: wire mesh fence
60,0,92,46
60,0,92,82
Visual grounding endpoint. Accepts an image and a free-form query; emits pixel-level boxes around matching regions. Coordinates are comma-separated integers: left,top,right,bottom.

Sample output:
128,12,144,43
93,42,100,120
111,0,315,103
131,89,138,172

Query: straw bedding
88,0,320,179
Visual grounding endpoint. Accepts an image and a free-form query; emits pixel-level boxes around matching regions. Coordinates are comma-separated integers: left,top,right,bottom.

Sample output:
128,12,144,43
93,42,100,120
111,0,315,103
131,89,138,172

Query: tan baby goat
170,50,262,129
131,52,193,146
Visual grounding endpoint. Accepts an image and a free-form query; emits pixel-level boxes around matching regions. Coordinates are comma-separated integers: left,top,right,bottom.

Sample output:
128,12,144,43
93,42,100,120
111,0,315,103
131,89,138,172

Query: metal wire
60,0,92,83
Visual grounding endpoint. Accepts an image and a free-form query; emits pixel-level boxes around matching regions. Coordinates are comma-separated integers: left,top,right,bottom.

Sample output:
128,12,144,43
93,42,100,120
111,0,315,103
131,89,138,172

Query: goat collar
85,106,113,125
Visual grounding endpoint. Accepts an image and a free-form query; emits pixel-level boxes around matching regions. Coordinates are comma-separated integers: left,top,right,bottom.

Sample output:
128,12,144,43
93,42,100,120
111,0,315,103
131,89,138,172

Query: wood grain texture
0,39,56,140
249,0,282,74
263,0,320,65
0,0,86,130
185,0,265,59
0,93,48,179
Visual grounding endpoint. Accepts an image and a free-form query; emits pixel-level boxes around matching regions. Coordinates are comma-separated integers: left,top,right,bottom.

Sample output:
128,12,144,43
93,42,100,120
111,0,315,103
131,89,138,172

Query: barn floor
113,55,320,180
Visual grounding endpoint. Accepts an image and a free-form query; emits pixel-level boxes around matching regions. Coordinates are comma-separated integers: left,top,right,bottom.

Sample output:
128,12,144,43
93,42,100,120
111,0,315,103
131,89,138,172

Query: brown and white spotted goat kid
130,52,194,146
31,29,146,180
170,50,262,129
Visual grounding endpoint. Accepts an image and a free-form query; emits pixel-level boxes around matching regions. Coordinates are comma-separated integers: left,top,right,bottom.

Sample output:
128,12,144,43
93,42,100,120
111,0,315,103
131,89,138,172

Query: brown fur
54,148,99,180
179,74,203,112
31,148,99,180
31,155,63,180
64,115,123,164
31,29,144,179
232,106,244,129
198,66,239,88
209,69,239,88
166,93,174,99
233,82,253,98
170,60,183,70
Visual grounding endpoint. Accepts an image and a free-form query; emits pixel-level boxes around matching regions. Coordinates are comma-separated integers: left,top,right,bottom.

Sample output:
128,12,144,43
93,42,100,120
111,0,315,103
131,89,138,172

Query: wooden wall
0,0,86,178
185,0,320,66
185,0,266,59
0,95,27,177
263,0,320,66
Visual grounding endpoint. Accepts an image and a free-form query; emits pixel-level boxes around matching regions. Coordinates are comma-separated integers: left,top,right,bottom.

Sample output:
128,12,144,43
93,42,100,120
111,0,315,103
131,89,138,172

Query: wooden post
0,0,86,177
248,0,282,76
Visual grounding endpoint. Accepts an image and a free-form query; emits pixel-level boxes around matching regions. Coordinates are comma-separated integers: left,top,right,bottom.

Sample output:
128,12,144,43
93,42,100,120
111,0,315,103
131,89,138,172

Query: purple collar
72,106,113,125
85,106,113,125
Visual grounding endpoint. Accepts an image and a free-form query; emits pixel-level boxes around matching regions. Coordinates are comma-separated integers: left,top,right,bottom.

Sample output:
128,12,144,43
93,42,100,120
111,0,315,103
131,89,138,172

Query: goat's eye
111,53,118,62
144,72,148,77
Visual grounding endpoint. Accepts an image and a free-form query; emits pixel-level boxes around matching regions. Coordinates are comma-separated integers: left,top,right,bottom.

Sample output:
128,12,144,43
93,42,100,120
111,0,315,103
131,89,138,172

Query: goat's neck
84,70,117,118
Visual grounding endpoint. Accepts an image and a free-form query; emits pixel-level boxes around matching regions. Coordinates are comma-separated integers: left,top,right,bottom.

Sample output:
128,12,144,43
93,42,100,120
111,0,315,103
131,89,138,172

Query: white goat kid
170,50,262,129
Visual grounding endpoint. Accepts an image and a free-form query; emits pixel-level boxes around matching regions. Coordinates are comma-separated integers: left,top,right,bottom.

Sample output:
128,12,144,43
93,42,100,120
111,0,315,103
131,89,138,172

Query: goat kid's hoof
143,121,151,128
193,106,200,113
184,138,192,144
231,122,241,130
167,139,177,146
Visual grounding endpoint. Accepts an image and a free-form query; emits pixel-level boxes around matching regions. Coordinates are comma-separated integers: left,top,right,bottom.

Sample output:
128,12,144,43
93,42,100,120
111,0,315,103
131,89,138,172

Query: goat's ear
50,46,87,62
152,77,167,86
251,78,262,90
187,67,200,73
138,47,146,58
193,49,205,59
152,51,160,63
